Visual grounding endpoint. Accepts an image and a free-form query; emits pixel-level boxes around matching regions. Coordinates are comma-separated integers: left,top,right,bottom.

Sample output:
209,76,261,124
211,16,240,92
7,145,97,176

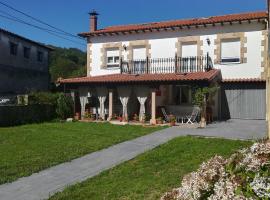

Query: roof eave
77,12,268,38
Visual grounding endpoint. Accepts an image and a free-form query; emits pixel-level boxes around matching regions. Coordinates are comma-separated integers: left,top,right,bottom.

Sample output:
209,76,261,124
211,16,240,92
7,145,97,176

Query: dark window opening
175,85,191,105
9,42,18,55
221,58,240,63
23,47,30,59
37,51,43,62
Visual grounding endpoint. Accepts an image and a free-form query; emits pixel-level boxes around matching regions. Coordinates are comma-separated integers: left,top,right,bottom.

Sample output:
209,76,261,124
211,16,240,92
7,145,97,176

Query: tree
56,93,74,120
192,86,218,128
49,46,86,82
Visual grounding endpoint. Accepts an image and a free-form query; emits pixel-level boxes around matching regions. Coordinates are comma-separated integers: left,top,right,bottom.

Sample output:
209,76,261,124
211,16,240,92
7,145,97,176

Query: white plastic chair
185,107,200,124
161,107,170,122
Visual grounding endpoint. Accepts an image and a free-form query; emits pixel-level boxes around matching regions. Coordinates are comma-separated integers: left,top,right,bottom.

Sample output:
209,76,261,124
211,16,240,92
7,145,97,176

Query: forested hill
49,46,87,82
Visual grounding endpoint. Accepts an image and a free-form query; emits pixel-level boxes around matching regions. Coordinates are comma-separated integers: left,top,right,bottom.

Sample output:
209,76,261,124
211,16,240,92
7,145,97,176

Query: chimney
89,10,99,32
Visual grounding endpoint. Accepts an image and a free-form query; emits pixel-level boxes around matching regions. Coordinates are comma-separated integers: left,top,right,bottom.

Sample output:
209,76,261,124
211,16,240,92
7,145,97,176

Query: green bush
0,105,56,127
56,93,74,120
28,92,60,106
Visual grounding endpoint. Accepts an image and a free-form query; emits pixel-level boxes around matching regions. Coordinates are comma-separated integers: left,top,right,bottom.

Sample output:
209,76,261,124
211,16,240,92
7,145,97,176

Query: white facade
88,21,266,79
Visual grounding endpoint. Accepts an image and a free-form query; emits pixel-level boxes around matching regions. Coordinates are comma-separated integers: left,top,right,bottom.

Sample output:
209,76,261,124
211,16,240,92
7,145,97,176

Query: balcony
120,54,213,74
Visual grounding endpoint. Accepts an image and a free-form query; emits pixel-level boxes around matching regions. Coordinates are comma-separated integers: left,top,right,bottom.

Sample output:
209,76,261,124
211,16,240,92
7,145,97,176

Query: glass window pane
114,56,119,63
107,57,114,63
181,87,189,103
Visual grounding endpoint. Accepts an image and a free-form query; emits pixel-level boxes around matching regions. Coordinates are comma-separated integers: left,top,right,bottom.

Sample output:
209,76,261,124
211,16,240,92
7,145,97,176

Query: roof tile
59,69,221,84
79,11,267,36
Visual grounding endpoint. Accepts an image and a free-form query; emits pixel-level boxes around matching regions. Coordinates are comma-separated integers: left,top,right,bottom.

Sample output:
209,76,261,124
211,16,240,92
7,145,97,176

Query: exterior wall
0,31,50,94
88,21,266,79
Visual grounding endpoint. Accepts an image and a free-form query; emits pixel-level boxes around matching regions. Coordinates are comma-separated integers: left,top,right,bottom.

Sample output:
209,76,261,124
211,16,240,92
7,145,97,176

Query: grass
0,122,163,184
50,136,252,200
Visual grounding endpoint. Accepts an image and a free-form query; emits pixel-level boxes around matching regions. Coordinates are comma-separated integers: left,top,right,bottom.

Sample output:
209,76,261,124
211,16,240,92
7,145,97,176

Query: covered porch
59,69,221,125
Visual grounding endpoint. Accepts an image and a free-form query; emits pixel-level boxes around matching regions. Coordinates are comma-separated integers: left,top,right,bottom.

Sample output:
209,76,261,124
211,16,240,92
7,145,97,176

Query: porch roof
59,69,221,85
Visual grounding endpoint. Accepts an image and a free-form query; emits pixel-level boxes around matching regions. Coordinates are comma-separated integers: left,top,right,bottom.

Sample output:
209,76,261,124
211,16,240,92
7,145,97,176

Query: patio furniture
184,107,200,124
161,107,170,122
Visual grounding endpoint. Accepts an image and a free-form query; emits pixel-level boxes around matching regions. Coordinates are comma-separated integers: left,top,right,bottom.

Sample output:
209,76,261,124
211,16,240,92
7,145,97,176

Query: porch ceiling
59,69,221,85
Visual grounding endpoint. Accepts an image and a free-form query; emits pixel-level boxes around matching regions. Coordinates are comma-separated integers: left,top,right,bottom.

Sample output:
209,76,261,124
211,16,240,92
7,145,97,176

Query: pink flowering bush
161,140,270,200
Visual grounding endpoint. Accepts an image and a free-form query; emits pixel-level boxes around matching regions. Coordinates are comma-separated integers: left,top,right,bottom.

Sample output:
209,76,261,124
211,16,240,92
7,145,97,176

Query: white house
59,10,268,124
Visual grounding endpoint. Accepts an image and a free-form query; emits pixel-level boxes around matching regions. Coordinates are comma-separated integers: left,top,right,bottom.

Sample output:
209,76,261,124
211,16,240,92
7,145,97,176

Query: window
221,39,241,63
9,42,18,55
106,48,119,68
175,85,191,104
181,43,197,57
23,47,30,59
37,51,43,62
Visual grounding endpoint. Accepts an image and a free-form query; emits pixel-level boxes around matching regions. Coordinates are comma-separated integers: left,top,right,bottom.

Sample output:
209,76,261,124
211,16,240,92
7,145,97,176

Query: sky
0,0,266,51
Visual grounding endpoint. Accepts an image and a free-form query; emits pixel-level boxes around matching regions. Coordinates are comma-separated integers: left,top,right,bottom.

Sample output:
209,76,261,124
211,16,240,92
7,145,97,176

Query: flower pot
75,112,80,120
156,119,163,124
170,121,176,126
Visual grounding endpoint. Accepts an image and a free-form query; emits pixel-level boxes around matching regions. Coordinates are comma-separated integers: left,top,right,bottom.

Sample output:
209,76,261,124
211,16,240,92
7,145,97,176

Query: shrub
161,140,270,200
28,92,60,106
56,93,74,120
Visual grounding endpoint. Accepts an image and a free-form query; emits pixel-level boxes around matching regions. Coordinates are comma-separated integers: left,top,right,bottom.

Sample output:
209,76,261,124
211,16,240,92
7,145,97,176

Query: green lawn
50,136,252,200
0,122,162,184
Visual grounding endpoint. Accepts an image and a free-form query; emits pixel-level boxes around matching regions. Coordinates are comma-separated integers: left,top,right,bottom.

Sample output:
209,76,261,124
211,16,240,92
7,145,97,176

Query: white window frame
220,38,241,65
106,48,120,68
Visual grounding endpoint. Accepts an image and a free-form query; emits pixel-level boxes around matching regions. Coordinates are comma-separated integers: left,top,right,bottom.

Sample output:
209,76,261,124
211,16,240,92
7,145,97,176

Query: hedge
0,104,56,127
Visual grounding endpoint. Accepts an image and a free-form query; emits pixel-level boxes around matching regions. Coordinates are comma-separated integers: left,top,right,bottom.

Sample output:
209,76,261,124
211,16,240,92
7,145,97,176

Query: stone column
150,90,156,125
108,89,113,121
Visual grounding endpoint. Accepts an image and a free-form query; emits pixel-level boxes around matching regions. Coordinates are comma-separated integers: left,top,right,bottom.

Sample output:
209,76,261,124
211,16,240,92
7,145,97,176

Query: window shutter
133,47,146,60
221,39,241,63
106,49,119,57
181,43,197,57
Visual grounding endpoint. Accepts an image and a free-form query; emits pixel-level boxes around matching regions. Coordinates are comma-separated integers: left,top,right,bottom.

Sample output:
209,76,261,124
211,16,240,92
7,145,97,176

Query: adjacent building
0,28,52,95
59,10,268,123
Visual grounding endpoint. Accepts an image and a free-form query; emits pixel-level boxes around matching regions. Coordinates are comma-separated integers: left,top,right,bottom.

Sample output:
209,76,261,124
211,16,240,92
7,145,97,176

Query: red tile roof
222,78,266,83
79,11,267,37
59,69,221,84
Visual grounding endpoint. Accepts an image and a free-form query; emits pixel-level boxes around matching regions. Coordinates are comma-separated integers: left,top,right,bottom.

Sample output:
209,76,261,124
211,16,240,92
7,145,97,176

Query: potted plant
84,111,91,121
75,112,80,120
192,86,217,128
169,114,176,126
111,113,117,121
156,117,163,124
118,115,123,122
141,114,146,123
133,113,139,122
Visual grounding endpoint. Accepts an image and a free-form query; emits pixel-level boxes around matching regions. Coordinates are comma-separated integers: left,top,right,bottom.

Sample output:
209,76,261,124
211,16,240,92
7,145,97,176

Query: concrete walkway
173,119,267,140
0,119,266,200
0,128,190,200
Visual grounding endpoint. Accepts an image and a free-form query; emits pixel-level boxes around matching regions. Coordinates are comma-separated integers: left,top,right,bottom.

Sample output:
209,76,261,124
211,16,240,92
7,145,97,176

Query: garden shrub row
0,104,56,127
0,92,74,127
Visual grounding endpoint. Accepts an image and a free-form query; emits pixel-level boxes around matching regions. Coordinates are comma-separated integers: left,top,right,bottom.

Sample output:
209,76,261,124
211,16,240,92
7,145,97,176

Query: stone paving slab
0,119,266,200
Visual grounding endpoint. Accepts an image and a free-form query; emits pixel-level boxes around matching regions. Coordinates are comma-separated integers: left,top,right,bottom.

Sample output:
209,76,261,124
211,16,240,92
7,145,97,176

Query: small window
9,42,18,55
23,47,30,59
37,51,43,62
175,85,191,104
106,48,120,68
221,39,241,64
